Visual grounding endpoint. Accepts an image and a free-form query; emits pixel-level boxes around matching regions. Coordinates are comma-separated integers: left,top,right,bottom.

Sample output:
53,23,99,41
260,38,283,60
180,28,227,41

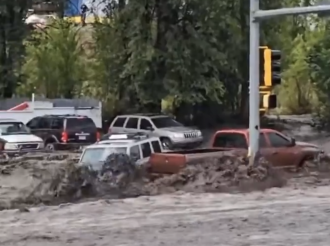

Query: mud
0,151,297,210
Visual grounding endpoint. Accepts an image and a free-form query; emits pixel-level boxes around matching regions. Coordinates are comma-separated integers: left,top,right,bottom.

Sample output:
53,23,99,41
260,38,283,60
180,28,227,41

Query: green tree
18,20,88,98
307,21,330,121
0,0,30,97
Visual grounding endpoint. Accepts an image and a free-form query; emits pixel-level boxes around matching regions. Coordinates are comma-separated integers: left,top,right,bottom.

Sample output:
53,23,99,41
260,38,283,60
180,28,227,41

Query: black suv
26,115,100,150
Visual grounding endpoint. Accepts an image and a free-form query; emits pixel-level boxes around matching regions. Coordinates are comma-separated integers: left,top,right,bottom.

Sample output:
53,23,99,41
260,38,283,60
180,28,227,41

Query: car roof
116,113,167,118
0,118,21,123
85,143,130,149
214,128,278,134
41,114,91,119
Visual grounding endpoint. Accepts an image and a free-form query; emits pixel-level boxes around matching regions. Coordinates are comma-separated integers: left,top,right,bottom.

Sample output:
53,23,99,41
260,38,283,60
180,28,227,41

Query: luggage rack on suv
99,132,150,143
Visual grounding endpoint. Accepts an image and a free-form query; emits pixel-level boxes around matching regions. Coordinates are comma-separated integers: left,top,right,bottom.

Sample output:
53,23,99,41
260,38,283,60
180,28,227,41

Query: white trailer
0,97,102,128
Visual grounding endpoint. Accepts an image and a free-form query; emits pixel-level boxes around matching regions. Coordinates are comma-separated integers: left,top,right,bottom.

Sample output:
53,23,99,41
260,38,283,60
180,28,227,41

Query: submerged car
78,133,163,170
0,118,44,155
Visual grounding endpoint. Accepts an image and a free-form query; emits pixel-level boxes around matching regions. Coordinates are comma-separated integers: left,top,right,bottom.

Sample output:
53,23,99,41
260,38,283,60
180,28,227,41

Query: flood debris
0,152,328,210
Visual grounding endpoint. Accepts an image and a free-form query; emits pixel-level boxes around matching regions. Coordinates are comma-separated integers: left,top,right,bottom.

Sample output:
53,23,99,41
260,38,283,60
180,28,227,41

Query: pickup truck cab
148,128,322,174
211,128,321,168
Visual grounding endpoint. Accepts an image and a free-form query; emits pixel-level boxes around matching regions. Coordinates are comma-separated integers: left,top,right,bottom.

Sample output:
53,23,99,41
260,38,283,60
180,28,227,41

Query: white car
0,118,44,155
78,133,164,171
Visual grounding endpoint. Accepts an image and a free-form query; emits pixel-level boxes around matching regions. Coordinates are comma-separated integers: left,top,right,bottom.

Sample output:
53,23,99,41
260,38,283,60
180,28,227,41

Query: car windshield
0,122,30,135
80,147,127,171
151,117,182,128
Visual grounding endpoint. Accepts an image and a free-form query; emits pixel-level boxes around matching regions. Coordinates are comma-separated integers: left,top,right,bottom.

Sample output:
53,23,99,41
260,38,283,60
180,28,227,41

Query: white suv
109,114,203,150
78,133,163,170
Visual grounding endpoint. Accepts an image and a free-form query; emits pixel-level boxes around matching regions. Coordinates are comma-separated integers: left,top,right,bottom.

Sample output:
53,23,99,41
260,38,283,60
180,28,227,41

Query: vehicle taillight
96,131,100,142
61,131,68,143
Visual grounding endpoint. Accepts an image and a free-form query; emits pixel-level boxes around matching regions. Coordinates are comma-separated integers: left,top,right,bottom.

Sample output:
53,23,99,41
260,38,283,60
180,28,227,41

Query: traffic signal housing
259,47,282,87
259,90,277,112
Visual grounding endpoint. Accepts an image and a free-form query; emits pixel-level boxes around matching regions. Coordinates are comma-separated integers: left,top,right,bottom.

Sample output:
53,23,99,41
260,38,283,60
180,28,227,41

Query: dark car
26,114,100,150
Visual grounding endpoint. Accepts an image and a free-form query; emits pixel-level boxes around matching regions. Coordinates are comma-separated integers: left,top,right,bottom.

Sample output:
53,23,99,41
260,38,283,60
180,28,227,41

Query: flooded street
1,185,330,246
0,117,329,245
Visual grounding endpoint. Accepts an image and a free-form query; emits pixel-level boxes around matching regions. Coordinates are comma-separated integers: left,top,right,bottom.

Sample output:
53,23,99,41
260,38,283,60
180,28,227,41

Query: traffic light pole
248,0,260,164
249,0,330,165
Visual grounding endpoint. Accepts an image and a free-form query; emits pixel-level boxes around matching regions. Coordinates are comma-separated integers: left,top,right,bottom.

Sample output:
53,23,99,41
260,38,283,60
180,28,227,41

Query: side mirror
146,126,154,131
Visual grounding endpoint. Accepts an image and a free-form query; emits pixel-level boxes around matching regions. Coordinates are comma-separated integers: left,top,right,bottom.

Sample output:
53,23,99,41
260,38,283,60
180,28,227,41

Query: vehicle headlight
196,131,202,137
4,143,18,150
173,133,184,138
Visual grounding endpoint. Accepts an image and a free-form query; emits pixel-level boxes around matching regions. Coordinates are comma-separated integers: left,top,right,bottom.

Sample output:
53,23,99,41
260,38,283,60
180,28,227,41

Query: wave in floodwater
0,152,328,210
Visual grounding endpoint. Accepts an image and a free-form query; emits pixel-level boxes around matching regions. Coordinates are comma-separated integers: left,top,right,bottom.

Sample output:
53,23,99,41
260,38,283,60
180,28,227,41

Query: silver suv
79,133,163,169
109,114,203,149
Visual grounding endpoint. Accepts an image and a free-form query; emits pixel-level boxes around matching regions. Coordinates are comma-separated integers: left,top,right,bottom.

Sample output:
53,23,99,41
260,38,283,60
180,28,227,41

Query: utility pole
249,0,330,165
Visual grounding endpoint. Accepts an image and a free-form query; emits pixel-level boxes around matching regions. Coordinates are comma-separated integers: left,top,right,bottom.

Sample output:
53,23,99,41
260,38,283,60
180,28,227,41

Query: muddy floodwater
0,119,330,246
0,184,329,246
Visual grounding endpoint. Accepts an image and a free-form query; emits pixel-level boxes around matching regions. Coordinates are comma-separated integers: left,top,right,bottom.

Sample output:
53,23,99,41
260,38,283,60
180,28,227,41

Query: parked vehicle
109,113,203,150
148,128,323,174
0,118,44,156
0,97,102,128
78,133,164,170
26,114,100,150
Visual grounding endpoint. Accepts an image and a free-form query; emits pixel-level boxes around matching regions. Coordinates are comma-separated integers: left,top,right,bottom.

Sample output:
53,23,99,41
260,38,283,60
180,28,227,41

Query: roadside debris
0,152,328,210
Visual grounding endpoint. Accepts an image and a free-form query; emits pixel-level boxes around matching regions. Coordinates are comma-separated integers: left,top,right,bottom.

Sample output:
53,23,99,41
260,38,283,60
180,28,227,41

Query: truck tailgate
149,149,242,174
149,153,186,174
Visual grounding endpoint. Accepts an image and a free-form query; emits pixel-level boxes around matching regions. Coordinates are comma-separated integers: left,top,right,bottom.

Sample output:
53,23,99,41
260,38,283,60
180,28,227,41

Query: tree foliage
2,0,330,126
18,20,88,98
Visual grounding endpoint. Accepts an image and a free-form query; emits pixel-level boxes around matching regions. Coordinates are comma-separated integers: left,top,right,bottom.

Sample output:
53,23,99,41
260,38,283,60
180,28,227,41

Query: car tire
161,137,173,150
45,141,56,151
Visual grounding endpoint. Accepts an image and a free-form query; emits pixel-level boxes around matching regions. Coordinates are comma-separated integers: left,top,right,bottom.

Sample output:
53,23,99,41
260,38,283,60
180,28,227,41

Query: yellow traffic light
263,48,272,87
259,90,277,110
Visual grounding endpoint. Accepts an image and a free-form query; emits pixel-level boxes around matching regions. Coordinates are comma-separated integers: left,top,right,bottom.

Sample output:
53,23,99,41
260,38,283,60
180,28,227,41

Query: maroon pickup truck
148,128,321,174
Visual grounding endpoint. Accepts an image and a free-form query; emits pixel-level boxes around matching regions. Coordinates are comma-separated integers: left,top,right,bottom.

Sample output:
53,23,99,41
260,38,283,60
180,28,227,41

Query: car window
51,118,64,129
66,118,96,131
130,145,141,160
113,117,127,127
141,142,152,158
267,132,291,147
151,141,162,153
26,118,40,129
0,122,30,135
151,117,182,128
139,119,153,130
125,117,138,129
213,133,247,148
80,147,127,170
259,133,268,147
39,118,50,128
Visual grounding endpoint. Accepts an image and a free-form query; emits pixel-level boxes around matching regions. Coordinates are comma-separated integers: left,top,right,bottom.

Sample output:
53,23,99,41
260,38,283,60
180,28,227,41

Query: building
64,0,107,23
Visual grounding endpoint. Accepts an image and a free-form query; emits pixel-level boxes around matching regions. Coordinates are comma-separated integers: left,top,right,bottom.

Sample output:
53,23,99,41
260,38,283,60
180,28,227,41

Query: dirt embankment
0,151,328,210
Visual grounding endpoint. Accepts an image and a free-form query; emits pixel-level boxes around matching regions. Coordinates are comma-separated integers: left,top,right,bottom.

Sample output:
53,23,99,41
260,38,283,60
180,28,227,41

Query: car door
138,141,152,165
110,117,128,133
264,132,296,167
27,117,50,140
138,118,154,134
26,117,41,135
124,117,139,134
38,118,53,141
257,132,275,162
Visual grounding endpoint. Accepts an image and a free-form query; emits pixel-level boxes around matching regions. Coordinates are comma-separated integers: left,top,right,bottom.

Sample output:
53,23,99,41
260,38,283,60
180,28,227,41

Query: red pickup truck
148,128,321,174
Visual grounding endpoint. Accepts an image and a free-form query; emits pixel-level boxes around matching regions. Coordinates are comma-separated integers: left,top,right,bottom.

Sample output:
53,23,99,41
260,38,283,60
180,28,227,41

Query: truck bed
149,148,243,174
